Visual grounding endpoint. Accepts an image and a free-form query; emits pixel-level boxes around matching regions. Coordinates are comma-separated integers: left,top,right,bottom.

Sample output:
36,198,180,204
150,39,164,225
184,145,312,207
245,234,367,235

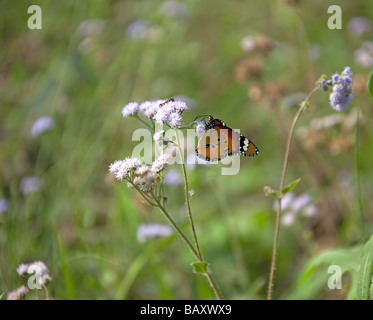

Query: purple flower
152,99,188,128
290,193,312,212
121,102,139,118
347,17,371,37
31,117,55,138
354,41,373,68
195,120,206,136
320,79,328,88
137,224,173,243
329,67,354,112
343,66,353,77
139,100,161,118
0,198,9,214
153,130,164,141
331,73,340,84
151,154,170,173
164,169,182,186
167,112,182,128
20,177,41,195
126,20,149,39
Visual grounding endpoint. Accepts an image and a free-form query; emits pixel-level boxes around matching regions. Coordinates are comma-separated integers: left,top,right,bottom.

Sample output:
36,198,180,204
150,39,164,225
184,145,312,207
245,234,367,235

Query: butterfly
195,116,259,162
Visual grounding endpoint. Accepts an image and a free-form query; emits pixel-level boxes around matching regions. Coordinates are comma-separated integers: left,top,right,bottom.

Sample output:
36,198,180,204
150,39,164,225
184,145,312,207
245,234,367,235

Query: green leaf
281,178,301,196
191,261,209,274
357,235,373,300
368,71,373,97
284,246,362,300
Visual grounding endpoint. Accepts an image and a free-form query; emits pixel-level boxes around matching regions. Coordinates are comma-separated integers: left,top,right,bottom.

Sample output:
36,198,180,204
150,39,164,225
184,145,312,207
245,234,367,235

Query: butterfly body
196,116,259,162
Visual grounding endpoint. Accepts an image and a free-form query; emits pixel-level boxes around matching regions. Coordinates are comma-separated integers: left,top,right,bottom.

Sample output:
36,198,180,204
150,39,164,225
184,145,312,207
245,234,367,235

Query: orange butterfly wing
196,118,259,161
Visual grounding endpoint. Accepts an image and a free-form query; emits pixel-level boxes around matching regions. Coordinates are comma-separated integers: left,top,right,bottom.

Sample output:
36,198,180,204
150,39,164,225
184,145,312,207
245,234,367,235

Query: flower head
152,99,188,128
16,261,52,287
31,116,55,138
139,100,161,118
137,224,173,243
347,17,371,37
195,120,206,136
274,192,318,227
121,102,139,118
20,177,41,195
354,41,373,68
151,154,170,173
328,67,354,112
331,72,340,84
7,285,29,300
164,169,182,186
0,198,9,214
109,157,142,180
153,130,164,141
126,20,149,39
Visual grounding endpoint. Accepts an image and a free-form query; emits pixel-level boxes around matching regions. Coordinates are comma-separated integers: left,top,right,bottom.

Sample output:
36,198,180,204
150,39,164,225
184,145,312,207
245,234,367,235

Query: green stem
134,114,153,129
175,133,203,261
267,86,319,300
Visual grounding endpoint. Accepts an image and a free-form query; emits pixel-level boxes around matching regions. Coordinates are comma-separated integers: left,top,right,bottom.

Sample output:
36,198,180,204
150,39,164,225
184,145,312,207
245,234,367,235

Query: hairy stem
267,86,319,300
174,134,223,300
176,134,203,261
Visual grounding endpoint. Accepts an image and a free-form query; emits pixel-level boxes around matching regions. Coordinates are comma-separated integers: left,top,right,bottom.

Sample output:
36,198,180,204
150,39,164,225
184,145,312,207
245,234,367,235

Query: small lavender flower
6,285,29,300
328,67,354,112
0,198,9,214
20,177,41,195
135,165,150,176
290,193,312,212
320,79,328,88
195,120,206,136
151,154,170,173
153,130,164,141
274,192,317,227
121,102,139,118
164,169,182,186
109,157,142,180
153,99,188,128
347,17,371,37
31,116,55,138
331,72,340,84
354,41,373,68
17,261,50,276
137,223,173,243
16,261,52,286
126,20,149,39
139,100,161,118
273,192,295,212
167,112,182,128
343,66,353,77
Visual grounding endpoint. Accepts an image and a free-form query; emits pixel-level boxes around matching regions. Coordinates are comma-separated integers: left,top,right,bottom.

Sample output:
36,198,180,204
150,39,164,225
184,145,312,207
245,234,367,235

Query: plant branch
267,86,319,300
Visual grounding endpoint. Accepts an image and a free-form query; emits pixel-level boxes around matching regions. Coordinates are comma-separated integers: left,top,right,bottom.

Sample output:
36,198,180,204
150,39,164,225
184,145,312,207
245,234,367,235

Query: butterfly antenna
194,114,213,122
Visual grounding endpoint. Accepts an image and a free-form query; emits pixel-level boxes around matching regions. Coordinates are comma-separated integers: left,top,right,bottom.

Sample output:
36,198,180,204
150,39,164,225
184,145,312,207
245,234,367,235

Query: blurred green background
1,0,373,299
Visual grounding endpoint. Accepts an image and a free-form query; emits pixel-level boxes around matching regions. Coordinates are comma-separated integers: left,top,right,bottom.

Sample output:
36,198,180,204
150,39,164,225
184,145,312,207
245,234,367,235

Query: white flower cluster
121,98,188,128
